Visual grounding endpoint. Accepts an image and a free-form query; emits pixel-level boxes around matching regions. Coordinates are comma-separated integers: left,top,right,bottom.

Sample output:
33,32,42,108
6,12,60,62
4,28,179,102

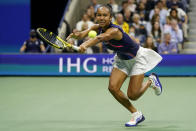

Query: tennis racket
36,28,80,51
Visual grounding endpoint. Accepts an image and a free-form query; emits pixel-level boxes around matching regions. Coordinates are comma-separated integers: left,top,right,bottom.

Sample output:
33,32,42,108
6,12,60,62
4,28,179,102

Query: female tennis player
67,4,162,127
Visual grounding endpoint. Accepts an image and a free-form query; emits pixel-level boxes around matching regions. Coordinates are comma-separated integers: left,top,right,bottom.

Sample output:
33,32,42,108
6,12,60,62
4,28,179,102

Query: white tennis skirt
113,47,162,76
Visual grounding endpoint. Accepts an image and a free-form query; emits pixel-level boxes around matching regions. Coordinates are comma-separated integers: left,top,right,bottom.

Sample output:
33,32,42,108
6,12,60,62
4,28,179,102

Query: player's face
96,7,111,28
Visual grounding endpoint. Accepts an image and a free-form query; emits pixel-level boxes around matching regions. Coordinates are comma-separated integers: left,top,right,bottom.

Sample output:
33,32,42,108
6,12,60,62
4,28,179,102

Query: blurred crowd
21,0,190,54
73,0,190,54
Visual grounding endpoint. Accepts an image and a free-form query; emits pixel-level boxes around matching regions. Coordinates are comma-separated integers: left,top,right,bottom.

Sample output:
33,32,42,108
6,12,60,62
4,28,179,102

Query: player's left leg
149,73,163,96
125,73,162,126
127,74,151,101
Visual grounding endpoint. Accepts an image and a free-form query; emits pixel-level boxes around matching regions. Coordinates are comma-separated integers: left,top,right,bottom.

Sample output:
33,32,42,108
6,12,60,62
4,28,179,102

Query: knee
108,82,119,93
127,92,139,101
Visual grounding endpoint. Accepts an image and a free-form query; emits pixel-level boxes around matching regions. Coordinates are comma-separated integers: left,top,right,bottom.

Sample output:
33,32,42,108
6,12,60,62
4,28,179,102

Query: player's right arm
66,24,99,40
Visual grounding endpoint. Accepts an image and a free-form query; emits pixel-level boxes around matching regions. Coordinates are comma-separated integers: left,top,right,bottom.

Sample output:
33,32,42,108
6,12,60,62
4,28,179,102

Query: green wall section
0,64,196,76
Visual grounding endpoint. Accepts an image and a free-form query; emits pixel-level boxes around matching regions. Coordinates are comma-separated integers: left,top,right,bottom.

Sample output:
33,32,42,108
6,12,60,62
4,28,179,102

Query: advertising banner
0,54,196,76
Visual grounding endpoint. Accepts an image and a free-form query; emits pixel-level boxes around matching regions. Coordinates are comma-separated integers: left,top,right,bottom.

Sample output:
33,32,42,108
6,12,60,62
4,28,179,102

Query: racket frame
36,28,79,51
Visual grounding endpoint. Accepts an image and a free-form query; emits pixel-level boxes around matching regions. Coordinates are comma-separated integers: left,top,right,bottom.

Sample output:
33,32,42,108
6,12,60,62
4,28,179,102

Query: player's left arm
79,28,122,53
129,35,140,44
66,24,99,40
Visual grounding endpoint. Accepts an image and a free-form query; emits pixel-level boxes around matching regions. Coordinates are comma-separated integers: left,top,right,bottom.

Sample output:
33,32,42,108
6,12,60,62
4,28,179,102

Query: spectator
143,35,157,52
76,13,94,31
132,13,147,44
139,11,147,26
163,16,172,32
136,2,146,14
86,6,95,21
168,2,188,41
158,32,178,54
129,25,136,37
108,0,119,14
127,0,136,12
165,19,183,46
180,0,190,12
149,6,160,22
113,13,130,34
20,29,45,53
146,7,161,34
146,13,161,34
119,1,128,16
155,1,168,26
91,0,100,12
138,24,148,44
136,2,148,21
151,21,162,47
145,0,156,14
132,14,147,44
140,0,147,4
169,8,180,22
123,8,133,25
167,0,184,11
151,14,160,24
161,0,168,9
132,13,141,35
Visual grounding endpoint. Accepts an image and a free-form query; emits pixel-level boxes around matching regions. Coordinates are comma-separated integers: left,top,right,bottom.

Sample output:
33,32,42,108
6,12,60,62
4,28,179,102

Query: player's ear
109,15,112,21
109,11,113,21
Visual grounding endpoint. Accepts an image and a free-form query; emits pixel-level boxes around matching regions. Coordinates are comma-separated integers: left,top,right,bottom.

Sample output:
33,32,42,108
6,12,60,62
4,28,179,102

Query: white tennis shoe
125,111,145,127
149,73,162,96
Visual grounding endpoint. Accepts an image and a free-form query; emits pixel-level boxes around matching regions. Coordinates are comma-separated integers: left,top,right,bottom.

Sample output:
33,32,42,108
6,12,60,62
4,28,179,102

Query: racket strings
41,30,64,48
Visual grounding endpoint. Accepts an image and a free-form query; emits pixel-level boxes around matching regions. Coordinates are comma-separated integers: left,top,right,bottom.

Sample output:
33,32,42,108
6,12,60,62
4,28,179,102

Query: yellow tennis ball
88,30,97,38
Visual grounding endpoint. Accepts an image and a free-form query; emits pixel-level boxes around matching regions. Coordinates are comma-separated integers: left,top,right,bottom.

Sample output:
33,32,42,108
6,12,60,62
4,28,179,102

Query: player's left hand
79,45,86,53
66,31,81,41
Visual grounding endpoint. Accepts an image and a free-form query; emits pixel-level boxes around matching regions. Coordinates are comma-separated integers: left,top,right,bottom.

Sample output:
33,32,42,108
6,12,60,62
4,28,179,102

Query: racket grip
72,45,80,51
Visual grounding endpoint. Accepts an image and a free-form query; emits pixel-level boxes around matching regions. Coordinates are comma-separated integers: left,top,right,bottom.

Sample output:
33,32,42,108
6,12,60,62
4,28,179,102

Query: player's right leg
108,67,137,113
